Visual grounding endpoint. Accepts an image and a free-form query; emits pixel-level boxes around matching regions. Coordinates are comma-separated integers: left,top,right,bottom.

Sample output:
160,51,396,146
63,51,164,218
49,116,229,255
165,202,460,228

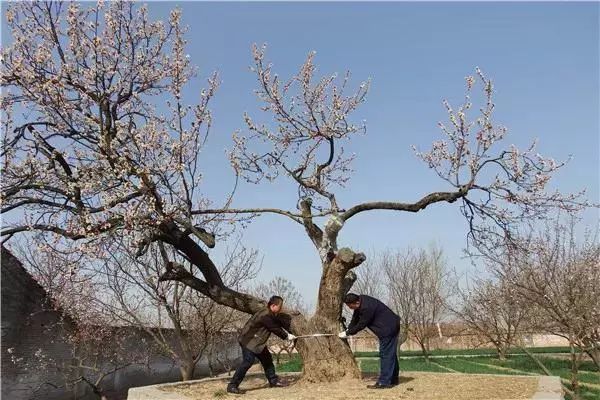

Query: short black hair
344,293,360,304
268,295,284,307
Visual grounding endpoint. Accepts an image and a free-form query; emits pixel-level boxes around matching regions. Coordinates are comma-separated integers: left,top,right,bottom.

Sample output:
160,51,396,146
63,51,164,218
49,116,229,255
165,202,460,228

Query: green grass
474,356,599,382
564,384,600,400
431,357,525,375
354,346,575,358
276,354,302,373
360,357,448,373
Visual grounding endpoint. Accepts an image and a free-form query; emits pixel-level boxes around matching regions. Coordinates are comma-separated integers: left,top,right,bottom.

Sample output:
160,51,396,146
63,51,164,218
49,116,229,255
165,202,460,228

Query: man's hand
287,333,297,341
338,331,348,339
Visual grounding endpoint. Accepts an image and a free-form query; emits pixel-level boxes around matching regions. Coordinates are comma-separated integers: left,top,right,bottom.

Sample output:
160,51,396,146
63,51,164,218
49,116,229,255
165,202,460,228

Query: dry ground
163,371,539,400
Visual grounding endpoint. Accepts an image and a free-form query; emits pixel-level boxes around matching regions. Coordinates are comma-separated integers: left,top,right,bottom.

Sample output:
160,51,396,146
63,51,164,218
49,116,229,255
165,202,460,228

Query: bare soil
163,371,539,400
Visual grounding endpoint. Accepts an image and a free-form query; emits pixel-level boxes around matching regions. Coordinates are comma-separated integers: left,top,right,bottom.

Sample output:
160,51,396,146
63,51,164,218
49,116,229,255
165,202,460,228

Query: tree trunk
399,322,410,347
292,316,360,382
582,337,600,370
421,342,430,362
290,248,364,382
569,338,581,400
586,348,600,371
495,344,507,361
180,361,195,381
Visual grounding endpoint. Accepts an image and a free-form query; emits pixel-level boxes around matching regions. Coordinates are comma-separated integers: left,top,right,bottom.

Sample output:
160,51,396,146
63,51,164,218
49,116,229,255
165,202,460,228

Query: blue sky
3,2,599,309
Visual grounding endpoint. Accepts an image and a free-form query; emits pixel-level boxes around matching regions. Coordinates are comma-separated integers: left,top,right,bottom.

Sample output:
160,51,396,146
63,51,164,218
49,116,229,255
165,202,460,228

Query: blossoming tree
1,1,588,382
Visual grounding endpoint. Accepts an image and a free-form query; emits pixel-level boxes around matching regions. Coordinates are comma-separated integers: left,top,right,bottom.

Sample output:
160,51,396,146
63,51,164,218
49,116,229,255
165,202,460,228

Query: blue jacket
346,295,400,338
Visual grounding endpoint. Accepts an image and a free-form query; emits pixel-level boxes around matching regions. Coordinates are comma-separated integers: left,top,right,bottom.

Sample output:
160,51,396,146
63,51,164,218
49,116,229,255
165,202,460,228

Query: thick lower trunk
291,313,360,382
290,248,365,382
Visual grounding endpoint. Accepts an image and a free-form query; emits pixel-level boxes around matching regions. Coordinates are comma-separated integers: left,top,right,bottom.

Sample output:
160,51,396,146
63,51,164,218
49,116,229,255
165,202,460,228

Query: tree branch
342,187,468,221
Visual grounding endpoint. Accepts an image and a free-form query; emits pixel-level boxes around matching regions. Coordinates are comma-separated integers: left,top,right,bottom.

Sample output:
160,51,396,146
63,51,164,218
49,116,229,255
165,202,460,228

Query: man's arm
345,305,374,336
278,313,292,331
261,315,289,340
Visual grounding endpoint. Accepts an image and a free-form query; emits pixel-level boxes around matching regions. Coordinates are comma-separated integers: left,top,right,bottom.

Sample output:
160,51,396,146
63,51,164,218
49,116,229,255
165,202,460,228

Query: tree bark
569,338,581,400
495,343,507,360
420,342,430,362
288,248,365,382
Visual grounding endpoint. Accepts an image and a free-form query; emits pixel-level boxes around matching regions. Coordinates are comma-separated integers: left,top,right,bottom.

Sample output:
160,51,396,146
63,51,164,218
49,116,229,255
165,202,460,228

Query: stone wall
1,246,79,400
1,247,240,400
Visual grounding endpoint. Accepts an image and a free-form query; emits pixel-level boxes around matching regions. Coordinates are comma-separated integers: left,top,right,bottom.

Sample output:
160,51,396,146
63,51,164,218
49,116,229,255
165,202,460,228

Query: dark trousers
229,345,278,387
378,332,400,385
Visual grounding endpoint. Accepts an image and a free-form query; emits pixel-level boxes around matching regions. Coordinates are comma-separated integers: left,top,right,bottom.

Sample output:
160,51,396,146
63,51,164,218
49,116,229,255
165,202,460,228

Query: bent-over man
339,293,400,389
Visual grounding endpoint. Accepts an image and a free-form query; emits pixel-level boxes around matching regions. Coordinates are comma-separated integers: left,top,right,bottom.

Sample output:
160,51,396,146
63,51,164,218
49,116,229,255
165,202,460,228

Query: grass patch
564,384,600,400
276,354,302,373
474,355,599,382
355,346,574,358
360,357,449,373
431,357,522,375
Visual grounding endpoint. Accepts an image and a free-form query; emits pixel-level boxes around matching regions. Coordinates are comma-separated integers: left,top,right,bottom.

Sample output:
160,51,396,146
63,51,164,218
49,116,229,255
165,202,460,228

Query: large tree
1,1,589,382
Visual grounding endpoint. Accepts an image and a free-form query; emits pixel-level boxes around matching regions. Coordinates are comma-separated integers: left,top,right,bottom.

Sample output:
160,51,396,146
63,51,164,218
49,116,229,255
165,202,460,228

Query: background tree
381,246,451,360
1,1,589,382
353,253,386,300
452,277,530,360
100,239,259,381
488,218,600,399
11,241,149,400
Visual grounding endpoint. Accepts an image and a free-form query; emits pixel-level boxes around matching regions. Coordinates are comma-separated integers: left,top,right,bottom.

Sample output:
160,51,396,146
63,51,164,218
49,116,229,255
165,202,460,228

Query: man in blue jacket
339,293,400,389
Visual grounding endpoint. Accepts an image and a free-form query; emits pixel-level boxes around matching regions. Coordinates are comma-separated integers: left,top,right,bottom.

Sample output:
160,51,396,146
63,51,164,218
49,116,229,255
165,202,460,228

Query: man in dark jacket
339,293,400,389
227,296,296,394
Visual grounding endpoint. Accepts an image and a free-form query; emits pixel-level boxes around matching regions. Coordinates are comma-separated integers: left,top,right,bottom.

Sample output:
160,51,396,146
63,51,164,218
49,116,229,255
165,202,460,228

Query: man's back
347,295,400,338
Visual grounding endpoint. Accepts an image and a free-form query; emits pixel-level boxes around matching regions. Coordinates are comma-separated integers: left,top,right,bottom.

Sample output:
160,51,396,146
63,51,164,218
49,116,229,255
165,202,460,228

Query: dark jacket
238,307,289,354
346,295,400,338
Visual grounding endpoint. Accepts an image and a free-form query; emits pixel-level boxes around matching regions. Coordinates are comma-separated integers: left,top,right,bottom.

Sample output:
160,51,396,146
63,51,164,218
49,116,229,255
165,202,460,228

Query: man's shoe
367,383,394,389
269,380,286,388
227,384,242,394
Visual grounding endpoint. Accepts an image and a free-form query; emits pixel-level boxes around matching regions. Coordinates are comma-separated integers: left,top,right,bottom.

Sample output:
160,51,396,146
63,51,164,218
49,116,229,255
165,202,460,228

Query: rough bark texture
291,315,360,382
287,248,365,382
